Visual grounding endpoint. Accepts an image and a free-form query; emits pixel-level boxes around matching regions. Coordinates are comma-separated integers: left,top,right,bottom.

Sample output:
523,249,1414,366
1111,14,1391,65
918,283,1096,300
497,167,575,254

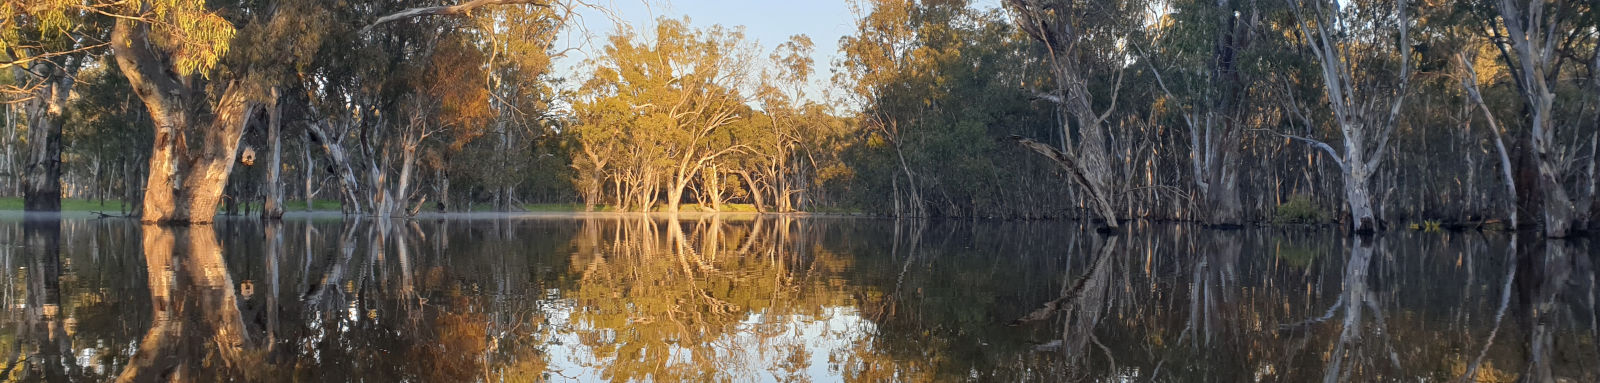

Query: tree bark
306,121,364,215
113,19,264,224
1494,0,1580,237
18,58,78,212
262,92,285,220
302,137,316,212
1012,136,1121,230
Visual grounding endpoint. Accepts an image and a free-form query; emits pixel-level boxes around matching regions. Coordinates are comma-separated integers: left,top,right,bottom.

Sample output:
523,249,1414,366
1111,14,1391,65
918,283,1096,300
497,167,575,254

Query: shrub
1274,195,1326,224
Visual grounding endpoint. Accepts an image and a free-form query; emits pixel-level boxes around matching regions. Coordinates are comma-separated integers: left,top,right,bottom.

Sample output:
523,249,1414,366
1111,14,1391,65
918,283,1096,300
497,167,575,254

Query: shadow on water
0,216,1592,381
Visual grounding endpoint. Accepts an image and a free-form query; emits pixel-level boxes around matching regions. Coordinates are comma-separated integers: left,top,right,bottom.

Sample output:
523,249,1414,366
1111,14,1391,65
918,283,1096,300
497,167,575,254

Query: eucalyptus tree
1,5,108,211
1143,0,1262,226
574,18,755,213
837,0,929,217
1003,0,1145,230
752,35,817,212
9,0,552,223
1276,0,1413,233
1467,0,1597,237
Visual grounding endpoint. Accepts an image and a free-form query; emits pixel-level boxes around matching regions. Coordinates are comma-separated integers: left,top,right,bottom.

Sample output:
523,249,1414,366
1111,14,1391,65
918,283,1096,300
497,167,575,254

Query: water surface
0,214,1594,381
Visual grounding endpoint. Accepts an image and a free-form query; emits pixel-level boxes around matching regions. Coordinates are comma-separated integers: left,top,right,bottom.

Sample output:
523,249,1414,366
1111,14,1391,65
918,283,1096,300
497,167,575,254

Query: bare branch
1252,128,1346,171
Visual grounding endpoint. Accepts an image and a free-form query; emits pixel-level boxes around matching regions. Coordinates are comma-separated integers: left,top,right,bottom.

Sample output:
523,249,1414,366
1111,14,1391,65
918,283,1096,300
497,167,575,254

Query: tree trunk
736,170,766,213
393,138,419,217
262,93,285,220
666,178,687,214
303,138,316,212
306,121,363,215
1459,54,1520,229
1344,169,1378,234
1013,136,1121,230
706,165,724,212
1493,0,1578,237
114,19,263,224
18,60,76,212
22,101,63,211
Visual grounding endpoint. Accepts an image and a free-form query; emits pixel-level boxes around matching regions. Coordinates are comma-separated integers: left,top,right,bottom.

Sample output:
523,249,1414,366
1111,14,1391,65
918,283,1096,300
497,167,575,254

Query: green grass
282,200,345,211
486,203,768,213
0,197,133,212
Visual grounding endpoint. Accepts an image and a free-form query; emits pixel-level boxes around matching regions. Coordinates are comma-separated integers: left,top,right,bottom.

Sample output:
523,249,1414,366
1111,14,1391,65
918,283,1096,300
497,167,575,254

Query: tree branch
361,0,551,34
1252,128,1347,171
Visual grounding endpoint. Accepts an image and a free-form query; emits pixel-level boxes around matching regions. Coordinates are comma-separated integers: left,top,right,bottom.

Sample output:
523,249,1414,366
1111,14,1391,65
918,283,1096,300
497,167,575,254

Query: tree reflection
0,218,1591,381
120,224,257,382
22,215,73,380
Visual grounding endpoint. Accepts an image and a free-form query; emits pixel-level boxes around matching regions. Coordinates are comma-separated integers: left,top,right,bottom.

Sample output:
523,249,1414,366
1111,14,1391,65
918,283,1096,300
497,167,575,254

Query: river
0,213,1593,381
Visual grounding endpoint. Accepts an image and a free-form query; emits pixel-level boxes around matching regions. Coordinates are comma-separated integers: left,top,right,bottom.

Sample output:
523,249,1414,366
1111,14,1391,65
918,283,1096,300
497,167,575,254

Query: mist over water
0,215,1593,381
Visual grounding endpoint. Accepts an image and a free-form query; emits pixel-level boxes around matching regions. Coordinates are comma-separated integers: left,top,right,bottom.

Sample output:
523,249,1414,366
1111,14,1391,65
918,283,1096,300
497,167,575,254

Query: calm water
0,214,1594,382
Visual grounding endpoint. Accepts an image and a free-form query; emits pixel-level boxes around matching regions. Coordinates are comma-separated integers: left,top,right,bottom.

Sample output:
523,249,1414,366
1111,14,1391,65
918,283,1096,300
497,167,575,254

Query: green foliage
1273,195,1327,224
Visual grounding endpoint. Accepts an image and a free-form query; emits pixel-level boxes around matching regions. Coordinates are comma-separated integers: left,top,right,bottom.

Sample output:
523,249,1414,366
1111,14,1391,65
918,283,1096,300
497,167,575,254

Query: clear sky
552,0,863,100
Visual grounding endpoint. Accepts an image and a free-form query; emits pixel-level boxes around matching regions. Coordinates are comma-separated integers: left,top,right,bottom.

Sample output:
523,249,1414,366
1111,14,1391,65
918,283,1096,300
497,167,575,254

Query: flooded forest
1,0,1599,381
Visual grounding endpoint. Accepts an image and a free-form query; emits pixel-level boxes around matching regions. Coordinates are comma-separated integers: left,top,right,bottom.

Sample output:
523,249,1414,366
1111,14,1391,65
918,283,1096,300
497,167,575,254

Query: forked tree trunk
306,121,363,215
114,19,263,224
1281,0,1410,234
262,93,285,220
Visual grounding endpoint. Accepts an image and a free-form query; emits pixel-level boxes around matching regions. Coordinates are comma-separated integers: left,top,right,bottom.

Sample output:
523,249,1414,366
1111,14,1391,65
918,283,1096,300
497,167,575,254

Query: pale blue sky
553,0,862,100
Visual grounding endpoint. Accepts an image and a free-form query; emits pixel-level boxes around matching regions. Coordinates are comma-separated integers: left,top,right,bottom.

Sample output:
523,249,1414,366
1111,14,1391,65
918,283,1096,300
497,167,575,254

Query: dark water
0,214,1595,382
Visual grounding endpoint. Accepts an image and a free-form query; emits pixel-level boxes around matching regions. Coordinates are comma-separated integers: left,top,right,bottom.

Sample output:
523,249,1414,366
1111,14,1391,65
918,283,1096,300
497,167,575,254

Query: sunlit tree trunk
736,170,766,212
113,19,264,224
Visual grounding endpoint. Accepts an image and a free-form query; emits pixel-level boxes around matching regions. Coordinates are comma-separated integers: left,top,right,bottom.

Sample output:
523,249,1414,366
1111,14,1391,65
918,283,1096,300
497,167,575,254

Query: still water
0,214,1594,382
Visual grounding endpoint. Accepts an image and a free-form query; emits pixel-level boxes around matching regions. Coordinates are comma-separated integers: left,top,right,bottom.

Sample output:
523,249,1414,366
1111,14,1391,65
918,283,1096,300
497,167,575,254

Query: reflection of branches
1010,237,1117,326
303,220,362,308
